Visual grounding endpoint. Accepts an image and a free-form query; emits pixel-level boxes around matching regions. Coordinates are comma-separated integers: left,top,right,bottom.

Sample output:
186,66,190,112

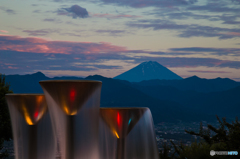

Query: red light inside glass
34,111,38,119
117,112,120,126
70,89,76,101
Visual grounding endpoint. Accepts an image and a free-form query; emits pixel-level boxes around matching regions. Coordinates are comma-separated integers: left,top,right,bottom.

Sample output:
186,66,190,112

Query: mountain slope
86,75,216,123
5,72,50,93
114,61,182,82
3,72,238,123
131,82,240,120
134,75,240,93
4,72,214,123
4,72,83,93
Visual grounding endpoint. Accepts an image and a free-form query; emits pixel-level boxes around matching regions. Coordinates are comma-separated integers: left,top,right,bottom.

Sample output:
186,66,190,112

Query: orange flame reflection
22,106,34,125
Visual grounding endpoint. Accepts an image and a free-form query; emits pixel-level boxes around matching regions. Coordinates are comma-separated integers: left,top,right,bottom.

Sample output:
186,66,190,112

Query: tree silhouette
0,74,13,158
186,116,240,152
160,116,240,159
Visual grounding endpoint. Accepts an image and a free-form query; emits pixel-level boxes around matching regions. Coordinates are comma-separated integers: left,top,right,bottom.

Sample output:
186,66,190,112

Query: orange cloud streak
0,30,8,33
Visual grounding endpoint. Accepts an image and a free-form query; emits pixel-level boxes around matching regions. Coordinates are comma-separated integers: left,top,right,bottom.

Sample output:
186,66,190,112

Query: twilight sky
1,0,240,80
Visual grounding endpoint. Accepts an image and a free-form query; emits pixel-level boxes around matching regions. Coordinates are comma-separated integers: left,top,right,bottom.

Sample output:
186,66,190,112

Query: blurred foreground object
40,80,102,159
100,108,159,159
6,94,55,159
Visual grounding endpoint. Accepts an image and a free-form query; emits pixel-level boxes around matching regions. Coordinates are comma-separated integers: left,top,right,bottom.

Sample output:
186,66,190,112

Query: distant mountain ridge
4,72,84,93
2,71,240,123
134,75,240,93
85,75,216,123
114,61,182,82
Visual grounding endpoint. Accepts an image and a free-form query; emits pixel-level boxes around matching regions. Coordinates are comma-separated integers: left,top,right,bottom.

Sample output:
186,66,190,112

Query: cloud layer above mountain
1,35,240,78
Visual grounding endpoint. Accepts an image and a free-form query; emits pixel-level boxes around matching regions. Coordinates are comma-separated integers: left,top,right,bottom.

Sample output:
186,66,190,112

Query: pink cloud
0,35,127,54
4,63,16,65
227,32,240,36
188,70,231,73
8,66,19,69
219,32,240,37
0,30,8,33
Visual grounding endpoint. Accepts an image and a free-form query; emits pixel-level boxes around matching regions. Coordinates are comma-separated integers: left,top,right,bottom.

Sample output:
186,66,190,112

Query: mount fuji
114,61,182,82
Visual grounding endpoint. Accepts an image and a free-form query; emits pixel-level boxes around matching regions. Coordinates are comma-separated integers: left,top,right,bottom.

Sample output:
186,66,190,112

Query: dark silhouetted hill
182,86,240,118
4,72,83,93
3,72,239,123
134,75,240,93
86,75,216,123
5,72,49,93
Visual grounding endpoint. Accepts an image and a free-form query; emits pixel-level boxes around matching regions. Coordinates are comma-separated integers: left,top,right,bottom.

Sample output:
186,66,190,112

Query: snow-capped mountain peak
114,61,182,82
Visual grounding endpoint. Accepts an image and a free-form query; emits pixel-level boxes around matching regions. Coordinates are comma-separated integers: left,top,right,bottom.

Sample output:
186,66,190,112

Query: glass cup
39,80,102,159
6,94,55,159
99,107,159,159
